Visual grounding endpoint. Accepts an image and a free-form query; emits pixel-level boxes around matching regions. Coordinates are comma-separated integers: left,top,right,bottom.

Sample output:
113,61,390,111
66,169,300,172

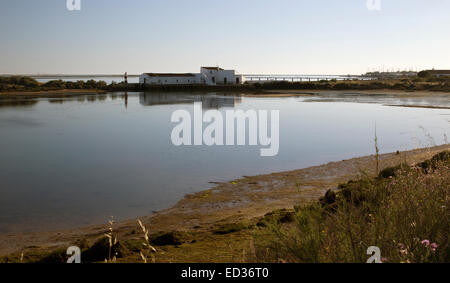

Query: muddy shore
0,89,107,99
1,88,449,99
244,89,450,97
0,144,448,259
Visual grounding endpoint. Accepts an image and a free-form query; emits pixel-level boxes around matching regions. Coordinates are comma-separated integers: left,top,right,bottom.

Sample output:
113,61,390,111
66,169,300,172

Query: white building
139,67,245,86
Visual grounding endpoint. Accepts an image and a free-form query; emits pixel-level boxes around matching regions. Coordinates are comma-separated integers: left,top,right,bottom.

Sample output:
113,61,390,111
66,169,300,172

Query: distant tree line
0,76,40,91
0,76,113,92
1,75,450,93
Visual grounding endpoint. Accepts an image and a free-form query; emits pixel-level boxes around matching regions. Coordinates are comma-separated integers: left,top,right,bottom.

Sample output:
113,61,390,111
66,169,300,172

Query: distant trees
1,75,450,94
0,76,40,91
0,76,39,87
43,80,66,89
43,79,108,90
64,80,85,89
84,79,98,89
0,76,111,92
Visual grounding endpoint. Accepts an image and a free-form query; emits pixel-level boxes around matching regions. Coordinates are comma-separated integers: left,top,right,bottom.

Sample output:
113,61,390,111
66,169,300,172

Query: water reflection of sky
0,92,448,233
301,92,450,108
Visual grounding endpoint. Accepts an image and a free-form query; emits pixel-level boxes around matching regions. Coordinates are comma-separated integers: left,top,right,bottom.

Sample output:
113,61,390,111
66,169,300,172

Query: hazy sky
1,0,449,75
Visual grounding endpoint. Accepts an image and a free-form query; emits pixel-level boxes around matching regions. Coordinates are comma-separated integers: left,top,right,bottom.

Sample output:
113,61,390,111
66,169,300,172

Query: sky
0,0,449,75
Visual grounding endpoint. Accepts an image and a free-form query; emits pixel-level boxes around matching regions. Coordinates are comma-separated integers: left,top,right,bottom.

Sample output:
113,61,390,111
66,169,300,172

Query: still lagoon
0,92,448,233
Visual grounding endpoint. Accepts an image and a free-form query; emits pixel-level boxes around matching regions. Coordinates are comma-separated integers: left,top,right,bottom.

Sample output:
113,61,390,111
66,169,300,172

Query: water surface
0,92,448,233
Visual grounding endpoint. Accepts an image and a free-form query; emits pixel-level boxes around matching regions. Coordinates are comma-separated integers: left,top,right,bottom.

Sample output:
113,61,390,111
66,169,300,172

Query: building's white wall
140,74,200,85
235,75,245,84
200,68,218,85
195,73,207,84
140,67,244,85
139,75,148,84
200,68,240,85
216,70,236,84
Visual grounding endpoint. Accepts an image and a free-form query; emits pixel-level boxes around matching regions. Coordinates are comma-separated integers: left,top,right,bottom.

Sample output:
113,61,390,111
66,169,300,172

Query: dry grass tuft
104,216,117,263
137,219,157,263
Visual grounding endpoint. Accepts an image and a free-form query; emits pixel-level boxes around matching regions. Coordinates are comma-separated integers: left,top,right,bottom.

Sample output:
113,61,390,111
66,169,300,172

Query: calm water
0,92,449,233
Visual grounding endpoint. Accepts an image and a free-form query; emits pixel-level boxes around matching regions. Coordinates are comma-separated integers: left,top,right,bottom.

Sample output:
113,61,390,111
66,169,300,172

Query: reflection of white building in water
139,67,245,86
139,93,242,109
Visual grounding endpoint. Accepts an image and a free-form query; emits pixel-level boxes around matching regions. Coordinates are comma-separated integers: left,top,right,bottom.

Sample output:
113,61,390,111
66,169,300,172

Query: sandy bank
0,144,448,258
1,88,449,100
0,89,107,98
246,89,450,97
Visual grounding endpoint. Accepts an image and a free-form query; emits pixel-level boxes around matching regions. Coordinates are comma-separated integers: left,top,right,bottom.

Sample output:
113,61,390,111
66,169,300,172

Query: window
212,77,215,83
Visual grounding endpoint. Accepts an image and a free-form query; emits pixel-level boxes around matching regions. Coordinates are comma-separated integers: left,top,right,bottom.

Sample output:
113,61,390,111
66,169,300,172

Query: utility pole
124,72,128,109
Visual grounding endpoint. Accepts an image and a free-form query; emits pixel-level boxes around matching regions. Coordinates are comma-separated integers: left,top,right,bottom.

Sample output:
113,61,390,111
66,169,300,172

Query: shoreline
0,89,107,99
0,144,448,259
1,88,449,99
250,89,450,97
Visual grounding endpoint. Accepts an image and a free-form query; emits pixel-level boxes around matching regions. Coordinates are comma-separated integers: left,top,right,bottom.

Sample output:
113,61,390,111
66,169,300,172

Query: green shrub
255,152,450,263
378,163,411,179
43,80,66,89
418,150,450,172
0,76,40,90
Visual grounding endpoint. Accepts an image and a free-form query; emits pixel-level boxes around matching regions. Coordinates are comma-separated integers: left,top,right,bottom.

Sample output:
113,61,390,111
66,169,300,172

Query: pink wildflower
430,243,438,252
421,240,430,247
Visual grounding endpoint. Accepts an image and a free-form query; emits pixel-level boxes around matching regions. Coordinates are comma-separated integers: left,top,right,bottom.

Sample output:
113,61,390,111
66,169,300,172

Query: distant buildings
139,67,245,86
365,71,418,79
365,69,450,79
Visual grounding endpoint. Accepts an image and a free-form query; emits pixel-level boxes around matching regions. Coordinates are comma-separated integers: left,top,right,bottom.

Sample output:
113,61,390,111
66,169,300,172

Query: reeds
137,219,157,263
104,216,117,263
374,125,380,175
